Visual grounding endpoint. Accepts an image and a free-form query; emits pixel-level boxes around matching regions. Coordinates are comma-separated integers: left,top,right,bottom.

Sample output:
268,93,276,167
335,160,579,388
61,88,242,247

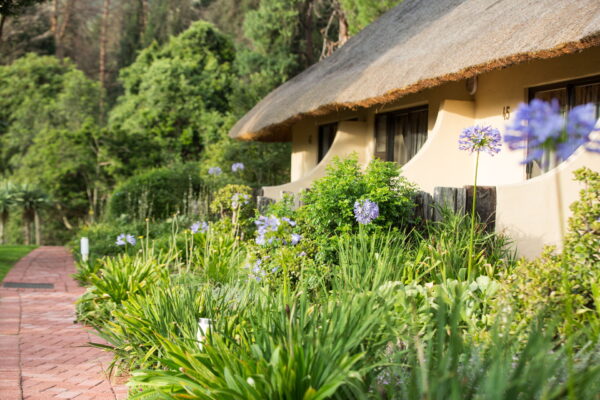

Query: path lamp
197,318,212,351
80,237,89,262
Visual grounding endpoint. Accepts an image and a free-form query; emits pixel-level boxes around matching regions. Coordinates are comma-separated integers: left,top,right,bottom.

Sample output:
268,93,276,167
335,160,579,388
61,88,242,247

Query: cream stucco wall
263,47,600,258
264,121,370,198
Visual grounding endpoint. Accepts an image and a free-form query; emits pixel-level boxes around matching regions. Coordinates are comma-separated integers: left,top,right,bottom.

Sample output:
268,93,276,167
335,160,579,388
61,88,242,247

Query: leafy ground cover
72,155,600,399
0,245,37,282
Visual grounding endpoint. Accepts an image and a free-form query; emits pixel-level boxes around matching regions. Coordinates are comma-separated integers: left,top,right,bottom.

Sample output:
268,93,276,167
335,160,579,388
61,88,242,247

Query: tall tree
50,0,74,59
338,0,403,35
99,0,111,117
109,21,236,169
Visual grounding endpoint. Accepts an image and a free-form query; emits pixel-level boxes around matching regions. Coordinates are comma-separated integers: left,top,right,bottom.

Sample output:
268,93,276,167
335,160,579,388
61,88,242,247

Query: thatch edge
235,34,600,142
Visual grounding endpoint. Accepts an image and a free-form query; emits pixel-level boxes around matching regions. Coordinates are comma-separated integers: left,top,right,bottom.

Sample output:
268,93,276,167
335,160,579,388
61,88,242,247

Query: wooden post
433,187,467,221
465,185,497,232
257,196,275,214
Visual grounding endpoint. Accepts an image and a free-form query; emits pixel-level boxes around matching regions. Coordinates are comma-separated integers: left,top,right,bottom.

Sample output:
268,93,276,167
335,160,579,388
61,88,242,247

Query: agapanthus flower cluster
116,233,136,246
190,221,209,234
254,215,300,246
504,99,599,164
231,193,251,208
208,166,222,176
251,259,266,282
354,199,379,224
458,125,502,156
231,162,245,172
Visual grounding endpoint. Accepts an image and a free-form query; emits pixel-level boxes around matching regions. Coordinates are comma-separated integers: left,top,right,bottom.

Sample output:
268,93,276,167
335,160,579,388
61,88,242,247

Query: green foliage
338,0,403,35
108,163,204,221
382,296,600,400
0,244,36,282
565,167,600,266
130,291,391,399
76,252,170,327
0,181,16,244
231,0,302,115
109,21,236,166
209,184,252,217
415,211,514,282
0,54,100,172
300,155,418,237
200,137,290,188
0,53,109,235
92,277,204,372
189,225,246,285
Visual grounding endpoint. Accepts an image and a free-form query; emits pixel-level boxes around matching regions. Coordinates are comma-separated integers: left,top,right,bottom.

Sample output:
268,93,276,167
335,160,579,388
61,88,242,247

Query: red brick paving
0,247,128,400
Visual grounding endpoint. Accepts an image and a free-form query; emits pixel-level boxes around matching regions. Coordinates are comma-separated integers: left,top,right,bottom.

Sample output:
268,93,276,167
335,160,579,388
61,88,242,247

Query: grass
0,245,37,282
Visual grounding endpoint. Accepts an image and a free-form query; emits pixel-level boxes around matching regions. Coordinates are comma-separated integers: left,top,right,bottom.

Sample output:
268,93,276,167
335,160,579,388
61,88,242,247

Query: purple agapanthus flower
126,234,136,246
116,233,136,246
191,221,209,234
231,193,250,208
251,259,266,282
281,217,296,227
231,162,244,172
354,199,379,224
504,99,599,165
458,125,502,156
290,233,301,245
208,166,222,176
115,233,126,246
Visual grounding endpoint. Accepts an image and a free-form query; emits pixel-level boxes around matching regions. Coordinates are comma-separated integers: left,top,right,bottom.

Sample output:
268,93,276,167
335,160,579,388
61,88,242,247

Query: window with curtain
317,122,338,163
527,75,600,178
374,106,428,164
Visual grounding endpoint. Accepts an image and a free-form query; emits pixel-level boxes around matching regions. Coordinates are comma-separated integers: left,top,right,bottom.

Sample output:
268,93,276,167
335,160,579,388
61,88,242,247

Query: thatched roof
229,0,600,142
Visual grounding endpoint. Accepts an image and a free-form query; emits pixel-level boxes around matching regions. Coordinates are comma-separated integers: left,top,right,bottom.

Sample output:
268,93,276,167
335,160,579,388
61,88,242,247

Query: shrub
76,252,170,327
380,296,600,399
108,163,204,221
209,184,254,237
93,276,204,372
300,155,418,237
129,291,393,399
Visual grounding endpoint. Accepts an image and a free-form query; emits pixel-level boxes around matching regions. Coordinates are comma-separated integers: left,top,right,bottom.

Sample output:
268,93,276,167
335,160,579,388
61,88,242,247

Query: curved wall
263,121,370,199
496,150,599,259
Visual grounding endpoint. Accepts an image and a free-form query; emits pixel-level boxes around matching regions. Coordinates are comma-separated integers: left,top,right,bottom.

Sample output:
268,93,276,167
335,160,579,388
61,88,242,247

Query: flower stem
467,151,480,281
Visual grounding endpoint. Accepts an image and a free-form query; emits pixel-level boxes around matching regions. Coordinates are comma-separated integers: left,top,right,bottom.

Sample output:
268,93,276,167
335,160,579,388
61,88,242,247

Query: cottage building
229,0,600,258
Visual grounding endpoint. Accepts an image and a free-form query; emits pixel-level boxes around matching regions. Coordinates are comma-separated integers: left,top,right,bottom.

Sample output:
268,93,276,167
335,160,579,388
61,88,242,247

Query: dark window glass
374,106,428,164
318,123,337,162
527,75,600,178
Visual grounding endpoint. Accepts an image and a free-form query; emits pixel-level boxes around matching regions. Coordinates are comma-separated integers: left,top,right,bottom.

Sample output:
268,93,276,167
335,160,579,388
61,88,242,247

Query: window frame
526,74,600,178
317,122,338,163
374,104,429,163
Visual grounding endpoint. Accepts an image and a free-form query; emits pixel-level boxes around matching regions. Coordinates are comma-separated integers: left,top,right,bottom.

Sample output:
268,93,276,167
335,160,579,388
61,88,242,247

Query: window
374,106,428,164
318,122,337,163
527,75,600,178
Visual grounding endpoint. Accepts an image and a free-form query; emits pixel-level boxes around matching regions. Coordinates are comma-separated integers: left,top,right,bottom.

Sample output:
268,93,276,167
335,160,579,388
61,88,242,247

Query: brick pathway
0,247,128,400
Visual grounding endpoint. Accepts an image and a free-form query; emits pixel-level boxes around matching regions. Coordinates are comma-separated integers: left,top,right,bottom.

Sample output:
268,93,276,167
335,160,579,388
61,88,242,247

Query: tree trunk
99,0,111,118
34,210,41,245
139,0,148,42
0,210,7,245
336,2,349,47
303,0,314,67
51,0,75,60
0,14,6,43
24,218,30,246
